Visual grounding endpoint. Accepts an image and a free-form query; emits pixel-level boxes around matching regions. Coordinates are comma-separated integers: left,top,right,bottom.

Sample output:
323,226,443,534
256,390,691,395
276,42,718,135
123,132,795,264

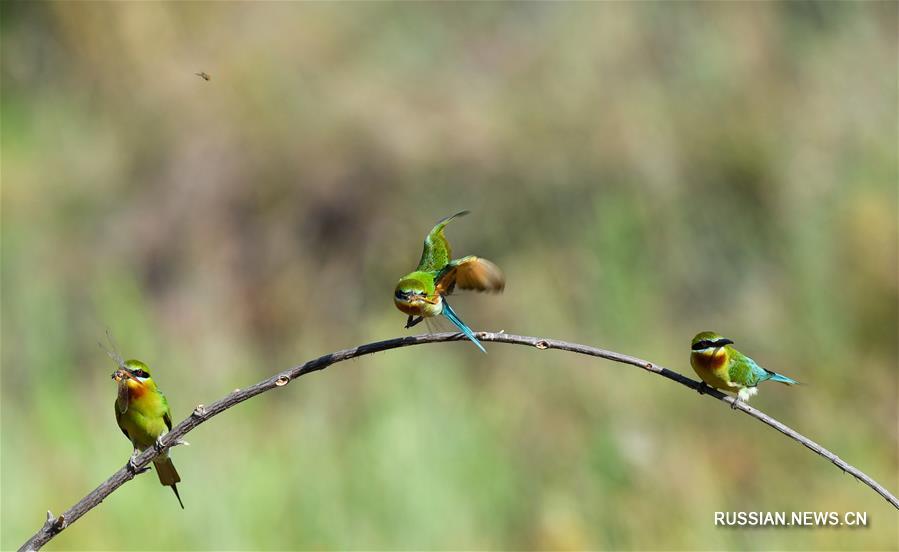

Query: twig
18,332,899,551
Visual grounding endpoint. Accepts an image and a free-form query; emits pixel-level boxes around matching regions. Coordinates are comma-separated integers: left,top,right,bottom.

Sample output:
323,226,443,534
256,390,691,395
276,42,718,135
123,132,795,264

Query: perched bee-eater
107,349,184,508
690,331,798,406
394,211,505,352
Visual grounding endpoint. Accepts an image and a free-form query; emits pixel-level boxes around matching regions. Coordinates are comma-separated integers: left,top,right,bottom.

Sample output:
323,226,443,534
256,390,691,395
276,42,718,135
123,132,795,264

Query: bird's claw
405,315,424,329
154,437,166,453
731,398,740,410
127,456,150,475
696,382,709,395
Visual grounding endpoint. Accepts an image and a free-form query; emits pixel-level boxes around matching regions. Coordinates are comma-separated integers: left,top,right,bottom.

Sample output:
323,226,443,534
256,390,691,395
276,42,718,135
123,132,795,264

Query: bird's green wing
728,351,767,387
416,211,469,272
161,394,173,431
114,400,130,440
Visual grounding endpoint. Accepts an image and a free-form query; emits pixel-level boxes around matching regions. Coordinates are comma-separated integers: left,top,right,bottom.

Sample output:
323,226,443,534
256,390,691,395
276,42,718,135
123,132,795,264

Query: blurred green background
2,2,897,550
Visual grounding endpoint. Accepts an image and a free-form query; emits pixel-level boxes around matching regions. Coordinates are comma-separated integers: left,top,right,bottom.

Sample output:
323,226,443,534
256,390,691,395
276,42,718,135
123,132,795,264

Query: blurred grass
2,2,897,550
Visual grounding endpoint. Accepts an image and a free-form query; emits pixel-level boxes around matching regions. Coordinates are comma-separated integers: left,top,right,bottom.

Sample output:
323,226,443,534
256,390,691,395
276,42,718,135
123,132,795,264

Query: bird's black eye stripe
133,369,149,378
395,290,410,300
692,339,731,351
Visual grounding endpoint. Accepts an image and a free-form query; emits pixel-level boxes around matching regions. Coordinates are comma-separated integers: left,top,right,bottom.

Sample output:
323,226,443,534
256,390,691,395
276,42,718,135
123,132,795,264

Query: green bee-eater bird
107,350,184,508
394,211,505,352
690,331,798,407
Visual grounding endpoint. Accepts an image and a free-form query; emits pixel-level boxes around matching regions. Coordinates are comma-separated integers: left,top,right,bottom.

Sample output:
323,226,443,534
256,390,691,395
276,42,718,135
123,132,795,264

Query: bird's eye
395,290,410,300
692,340,711,350
133,369,149,378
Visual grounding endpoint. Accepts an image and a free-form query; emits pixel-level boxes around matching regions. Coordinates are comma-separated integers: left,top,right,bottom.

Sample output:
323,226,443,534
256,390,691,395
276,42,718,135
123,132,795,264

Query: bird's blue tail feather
441,300,486,353
767,372,798,385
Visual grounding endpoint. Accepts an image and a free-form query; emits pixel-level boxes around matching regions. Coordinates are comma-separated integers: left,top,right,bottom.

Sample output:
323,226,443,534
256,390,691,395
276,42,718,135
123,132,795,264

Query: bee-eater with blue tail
106,344,184,508
394,211,505,352
690,331,798,407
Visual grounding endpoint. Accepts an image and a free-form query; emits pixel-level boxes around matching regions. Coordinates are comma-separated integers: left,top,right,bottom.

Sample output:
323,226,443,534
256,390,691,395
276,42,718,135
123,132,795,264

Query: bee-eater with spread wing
394,211,505,352
690,331,798,407
107,347,184,508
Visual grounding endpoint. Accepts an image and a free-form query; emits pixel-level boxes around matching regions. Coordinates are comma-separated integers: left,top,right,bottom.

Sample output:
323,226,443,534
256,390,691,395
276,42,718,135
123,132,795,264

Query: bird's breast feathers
692,349,728,369
690,349,733,389
125,379,148,398
121,380,168,417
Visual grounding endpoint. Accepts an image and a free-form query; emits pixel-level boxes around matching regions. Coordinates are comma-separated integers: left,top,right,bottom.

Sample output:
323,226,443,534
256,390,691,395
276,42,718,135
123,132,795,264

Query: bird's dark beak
112,368,139,382
719,338,734,346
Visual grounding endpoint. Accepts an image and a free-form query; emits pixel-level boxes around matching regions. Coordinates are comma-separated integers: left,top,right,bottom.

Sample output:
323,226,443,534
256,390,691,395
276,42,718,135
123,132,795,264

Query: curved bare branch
18,332,899,551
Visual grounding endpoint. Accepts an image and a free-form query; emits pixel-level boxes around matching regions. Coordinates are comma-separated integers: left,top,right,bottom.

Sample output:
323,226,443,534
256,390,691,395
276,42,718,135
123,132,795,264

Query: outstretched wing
435,256,505,296
416,211,469,272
